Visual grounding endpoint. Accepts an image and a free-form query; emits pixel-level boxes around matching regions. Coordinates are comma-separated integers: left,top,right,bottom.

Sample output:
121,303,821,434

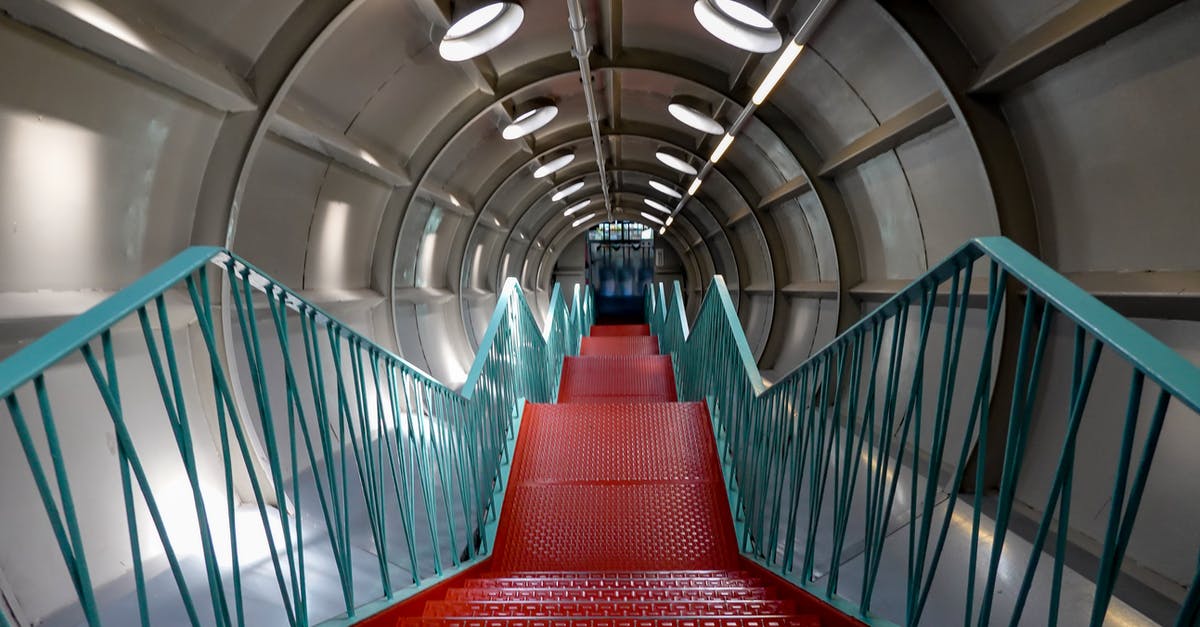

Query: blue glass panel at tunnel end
587,221,656,323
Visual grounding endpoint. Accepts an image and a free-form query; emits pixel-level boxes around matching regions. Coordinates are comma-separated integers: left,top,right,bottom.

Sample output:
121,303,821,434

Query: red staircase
371,324,861,627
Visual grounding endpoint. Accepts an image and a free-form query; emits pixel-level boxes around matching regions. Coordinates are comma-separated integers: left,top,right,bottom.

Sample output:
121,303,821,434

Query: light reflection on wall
58,0,147,50
0,110,100,283
315,200,352,285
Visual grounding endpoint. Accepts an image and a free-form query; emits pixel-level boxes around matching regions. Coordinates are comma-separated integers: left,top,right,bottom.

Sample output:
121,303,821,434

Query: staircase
393,322,838,627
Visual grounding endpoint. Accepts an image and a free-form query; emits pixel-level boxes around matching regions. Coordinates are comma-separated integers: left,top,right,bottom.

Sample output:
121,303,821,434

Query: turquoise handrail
648,236,1200,627
0,248,592,627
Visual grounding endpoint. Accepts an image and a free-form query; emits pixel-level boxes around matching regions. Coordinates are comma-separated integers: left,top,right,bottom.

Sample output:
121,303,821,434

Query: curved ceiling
2,0,1198,383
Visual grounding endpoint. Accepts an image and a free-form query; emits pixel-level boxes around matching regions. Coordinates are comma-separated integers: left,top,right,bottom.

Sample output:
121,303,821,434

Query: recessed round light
656,150,698,176
503,104,558,139
563,199,592,216
571,212,597,228
439,3,525,62
640,211,665,226
649,180,683,199
551,180,585,202
693,0,781,53
534,152,575,178
668,99,724,135
644,198,672,214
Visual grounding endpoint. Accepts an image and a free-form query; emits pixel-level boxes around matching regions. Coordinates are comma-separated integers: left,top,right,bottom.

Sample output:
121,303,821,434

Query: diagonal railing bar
648,236,1200,627
0,247,592,627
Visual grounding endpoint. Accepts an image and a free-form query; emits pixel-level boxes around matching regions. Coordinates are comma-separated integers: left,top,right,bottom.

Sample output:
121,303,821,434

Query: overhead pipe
668,0,839,222
567,0,613,220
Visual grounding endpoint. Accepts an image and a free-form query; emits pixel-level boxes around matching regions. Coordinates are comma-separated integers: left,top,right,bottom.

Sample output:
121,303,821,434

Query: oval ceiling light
640,211,665,226
439,2,525,62
693,0,781,53
644,198,672,214
571,212,597,228
534,152,575,178
503,100,558,140
551,180,585,202
649,180,683,199
563,199,592,216
668,96,724,135
656,150,698,176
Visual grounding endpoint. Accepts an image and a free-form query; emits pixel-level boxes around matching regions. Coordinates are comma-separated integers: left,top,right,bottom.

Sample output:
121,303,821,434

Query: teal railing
0,247,592,627
648,236,1200,626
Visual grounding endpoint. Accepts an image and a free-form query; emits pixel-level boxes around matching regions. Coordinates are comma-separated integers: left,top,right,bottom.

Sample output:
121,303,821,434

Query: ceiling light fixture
753,40,805,105
659,226,667,235
534,152,575,178
439,2,525,61
688,178,703,195
710,133,736,163
503,102,558,139
571,212,597,228
640,212,665,226
563,199,592,216
644,198,672,214
649,180,683,199
693,0,781,53
665,216,675,226
668,96,725,135
551,180,585,202
656,150,698,176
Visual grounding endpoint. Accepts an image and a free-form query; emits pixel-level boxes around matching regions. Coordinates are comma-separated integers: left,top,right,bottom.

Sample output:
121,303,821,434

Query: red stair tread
510,403,719,484
491,483,741,572
423,600,798,617
463,577,762,589
445,588,776,602
580,336,660,356
402,617,820,627
482,571,750,580
590,324,652,337
558,356,676,402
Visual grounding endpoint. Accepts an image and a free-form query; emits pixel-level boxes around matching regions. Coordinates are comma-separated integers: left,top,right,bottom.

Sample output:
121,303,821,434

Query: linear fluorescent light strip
710,133,735,163
688,179,703,195
753,41,805,105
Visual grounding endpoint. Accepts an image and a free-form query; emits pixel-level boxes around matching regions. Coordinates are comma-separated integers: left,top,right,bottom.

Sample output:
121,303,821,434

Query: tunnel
0,0,1199,625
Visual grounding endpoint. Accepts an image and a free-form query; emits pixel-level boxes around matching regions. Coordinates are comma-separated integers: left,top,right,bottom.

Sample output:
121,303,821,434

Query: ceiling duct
566,0,613,220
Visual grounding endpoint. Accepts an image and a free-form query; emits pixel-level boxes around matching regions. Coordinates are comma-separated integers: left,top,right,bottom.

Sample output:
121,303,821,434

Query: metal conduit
567,0,613,220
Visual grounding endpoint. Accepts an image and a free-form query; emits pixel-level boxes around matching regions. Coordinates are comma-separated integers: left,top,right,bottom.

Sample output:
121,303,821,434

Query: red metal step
482,572,750,580
423,600,799,617
402,617,821,627
557,356,676,402
462,577,762,590
579,336,660,356
444,589,776,603
589,324,651,337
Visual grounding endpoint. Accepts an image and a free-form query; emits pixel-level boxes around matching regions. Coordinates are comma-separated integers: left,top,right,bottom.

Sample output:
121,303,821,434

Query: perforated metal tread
464,576,762,589
483,572,750,579
402,617,821,627
558,356,677,403
492,400,738,573
580,336,660,356
445,588,776,602
510,403,720,484
589,324,652,337
423,600,799,617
